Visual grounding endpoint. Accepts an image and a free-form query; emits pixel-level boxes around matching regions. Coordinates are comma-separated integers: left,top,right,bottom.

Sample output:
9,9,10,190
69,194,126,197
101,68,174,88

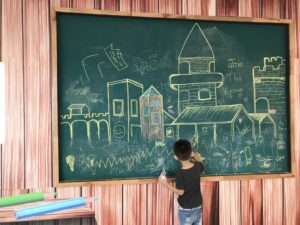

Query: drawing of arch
88,120,100,141
71,120,89,140
256,97,270,113
60,122,72,140
99,119,110,143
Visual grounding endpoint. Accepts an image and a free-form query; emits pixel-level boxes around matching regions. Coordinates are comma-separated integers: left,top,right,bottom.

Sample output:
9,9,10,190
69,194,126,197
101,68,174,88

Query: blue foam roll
15,197,86,220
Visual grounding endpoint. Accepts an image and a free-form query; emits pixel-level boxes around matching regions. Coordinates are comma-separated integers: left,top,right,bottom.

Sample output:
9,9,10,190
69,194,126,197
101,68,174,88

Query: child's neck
180,160,194,169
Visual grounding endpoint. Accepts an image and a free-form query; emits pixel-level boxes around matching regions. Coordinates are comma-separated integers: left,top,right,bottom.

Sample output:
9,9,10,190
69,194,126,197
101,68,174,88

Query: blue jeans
178,205,202,225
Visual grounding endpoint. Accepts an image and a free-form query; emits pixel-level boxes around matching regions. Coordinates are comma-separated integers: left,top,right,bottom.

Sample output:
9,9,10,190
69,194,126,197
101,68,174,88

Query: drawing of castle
60,23,287,167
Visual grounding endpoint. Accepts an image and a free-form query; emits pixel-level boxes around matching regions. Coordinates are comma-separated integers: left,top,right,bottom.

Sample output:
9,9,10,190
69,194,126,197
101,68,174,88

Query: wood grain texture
219,180,241,225
1,0,25,192
23,0,52,189
239,2,263,225
241,180,262,225
0,0,300,225
123,184,147,225
294,59,300,225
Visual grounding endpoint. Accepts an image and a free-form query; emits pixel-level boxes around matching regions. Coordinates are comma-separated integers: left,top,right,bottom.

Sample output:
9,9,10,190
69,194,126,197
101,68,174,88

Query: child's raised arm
192,151,204,164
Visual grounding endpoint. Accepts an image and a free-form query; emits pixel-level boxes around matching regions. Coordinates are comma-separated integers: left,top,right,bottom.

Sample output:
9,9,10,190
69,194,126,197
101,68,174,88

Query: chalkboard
51,8,295,185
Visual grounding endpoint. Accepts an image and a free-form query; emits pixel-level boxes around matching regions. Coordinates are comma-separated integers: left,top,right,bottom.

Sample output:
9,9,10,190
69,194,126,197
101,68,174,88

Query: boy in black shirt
159,139,204,225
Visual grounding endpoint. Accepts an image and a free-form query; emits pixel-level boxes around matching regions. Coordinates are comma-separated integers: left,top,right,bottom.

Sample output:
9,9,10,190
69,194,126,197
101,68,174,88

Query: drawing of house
140,86,164,141
249,113,277,138
169,23,224,114
68,104,90,119
172,104,255,145
107,79,143,142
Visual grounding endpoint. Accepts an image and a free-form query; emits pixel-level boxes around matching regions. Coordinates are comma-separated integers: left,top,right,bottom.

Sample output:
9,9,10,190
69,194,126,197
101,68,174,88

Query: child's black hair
173,139,192,161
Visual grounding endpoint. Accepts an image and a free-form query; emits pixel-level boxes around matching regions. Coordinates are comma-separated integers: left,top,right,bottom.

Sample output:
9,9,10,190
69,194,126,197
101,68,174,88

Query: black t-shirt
175,161,204,209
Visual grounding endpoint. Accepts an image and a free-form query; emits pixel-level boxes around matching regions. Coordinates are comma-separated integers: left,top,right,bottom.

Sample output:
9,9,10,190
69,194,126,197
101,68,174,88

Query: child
159,139,204,225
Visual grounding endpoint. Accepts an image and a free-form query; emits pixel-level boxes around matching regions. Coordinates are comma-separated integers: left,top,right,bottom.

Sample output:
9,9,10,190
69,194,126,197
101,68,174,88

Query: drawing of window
256,97,269,113
156,99,161,107
151,112,161,125
198,89,211,100
131,99,138,117
143,106,150,116
150,100,155,107
166,127,174,137
113,99,124,116
179,61,190,74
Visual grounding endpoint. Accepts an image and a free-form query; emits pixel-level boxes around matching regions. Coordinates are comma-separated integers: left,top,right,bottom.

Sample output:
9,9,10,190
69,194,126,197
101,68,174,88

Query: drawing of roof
107,79,143,88
163,110,175,124
67,104,89,110
172,104,251,124
141,85,162,97
249,113,275,123
179,23,214,59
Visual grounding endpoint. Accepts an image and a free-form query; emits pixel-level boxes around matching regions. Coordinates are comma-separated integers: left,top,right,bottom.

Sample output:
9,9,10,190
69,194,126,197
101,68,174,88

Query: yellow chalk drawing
113,99,124,116
252,56,286,114
78,145,171,170
66,155,75,172
107,79,144,142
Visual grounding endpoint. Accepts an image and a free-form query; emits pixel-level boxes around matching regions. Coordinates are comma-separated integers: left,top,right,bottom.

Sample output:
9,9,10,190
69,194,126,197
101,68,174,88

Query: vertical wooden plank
120,0,131,12
219,181,241,225
216,0,226,16
239,2,263,225
71,0,94,8
56,187,82,225
1,0,25,192
23,0,52,189
0,0,2,198
217,1,241,225
202,182,219,225
238,0,260,18
294,59,300,225
131,0,158,13
260,2,284,225
148,183,174,225
93,185,123,225
123,184,147,225
100,0,120,11
261,0,280,18
241,180,262,225
262,179,283,225
159,0,181,14
284,0,299,58
181,0,201,15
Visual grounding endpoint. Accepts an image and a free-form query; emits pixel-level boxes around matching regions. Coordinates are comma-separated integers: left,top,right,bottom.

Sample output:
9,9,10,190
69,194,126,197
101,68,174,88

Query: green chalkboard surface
52,9,294,184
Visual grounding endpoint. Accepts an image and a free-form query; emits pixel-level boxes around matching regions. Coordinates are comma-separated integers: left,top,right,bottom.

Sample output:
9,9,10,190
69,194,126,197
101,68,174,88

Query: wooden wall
0,0,299,224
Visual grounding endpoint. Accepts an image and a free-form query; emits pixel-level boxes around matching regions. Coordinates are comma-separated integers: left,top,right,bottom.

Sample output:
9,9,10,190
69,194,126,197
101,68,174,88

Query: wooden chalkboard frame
51,7,295,186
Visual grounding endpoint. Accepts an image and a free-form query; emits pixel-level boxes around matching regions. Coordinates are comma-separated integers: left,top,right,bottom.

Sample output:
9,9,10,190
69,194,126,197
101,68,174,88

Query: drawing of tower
252,56,286,123
169,23,224,114
107,79,143,142
140,86,165,142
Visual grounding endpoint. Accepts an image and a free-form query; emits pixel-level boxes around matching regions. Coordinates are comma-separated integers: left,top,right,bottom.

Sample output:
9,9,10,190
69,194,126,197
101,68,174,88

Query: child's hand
191,151,195,158
158,175,167,185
